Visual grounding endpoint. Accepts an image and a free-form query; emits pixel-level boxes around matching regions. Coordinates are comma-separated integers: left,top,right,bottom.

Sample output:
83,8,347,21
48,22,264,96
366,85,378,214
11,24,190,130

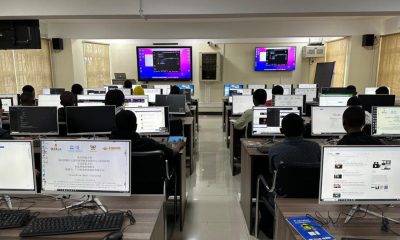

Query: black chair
255,162,320,238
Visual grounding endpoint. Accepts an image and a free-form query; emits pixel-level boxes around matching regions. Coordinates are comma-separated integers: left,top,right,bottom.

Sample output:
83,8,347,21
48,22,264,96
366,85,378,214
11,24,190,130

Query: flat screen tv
254,47,296,71
137,46,192,81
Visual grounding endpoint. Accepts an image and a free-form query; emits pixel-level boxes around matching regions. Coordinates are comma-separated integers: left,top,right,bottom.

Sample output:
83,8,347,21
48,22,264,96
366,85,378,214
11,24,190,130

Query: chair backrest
274,162,320,198
131,150,167,194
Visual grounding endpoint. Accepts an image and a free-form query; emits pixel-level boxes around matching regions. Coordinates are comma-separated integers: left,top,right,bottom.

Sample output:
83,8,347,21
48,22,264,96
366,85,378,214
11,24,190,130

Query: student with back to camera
375,86,390,94
22,85,35,98
58,91,76,122
105,89,125,114
170,85,191,114
265,85,283,106
20,92,36,106
234,89,267,130
346,96,372,125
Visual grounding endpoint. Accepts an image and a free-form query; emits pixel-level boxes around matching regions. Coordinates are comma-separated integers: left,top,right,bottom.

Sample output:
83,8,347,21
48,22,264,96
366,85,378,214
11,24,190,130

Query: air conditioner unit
302,46,325,58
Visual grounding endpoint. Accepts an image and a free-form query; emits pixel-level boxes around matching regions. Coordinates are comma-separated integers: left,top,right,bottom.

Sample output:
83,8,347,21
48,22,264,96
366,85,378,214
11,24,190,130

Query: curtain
83,42,111,88
326,38,349,87
377,33,400,95
0,50,17,93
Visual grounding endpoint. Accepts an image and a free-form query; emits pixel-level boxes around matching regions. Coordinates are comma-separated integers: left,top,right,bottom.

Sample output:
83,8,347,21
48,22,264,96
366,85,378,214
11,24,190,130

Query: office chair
254,162,320,238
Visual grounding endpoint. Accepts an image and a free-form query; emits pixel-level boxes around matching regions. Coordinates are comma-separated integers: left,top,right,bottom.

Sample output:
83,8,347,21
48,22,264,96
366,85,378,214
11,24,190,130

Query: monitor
38,94,62,109
0,97,13,112
254,47,296,71
358,94,396,113
125,106,169,135
319,95,352,107
120,88,132,96
50,88,65,95
124,95,149,107
137,46,192,81
0,141,36,194
41,140,131,196
178,84,194,95
224,84,244,97
319,146,400,205
311,106,347,136
273,95,305,114
365,87,391,95
371,106,400,137
247,84,266,90
321,87,353,95
252,106,301,136
66,106,116,135
144,88,162,103
0,94,18,108
84,88,106,95
77,102,105,107
232,95,254,115
155,95,186,115
114,73,126,80
77,94,106,102
181,89,192,102
294,88,317,102
314,62,335,88
298,83,317,89
104,85,120,92
273,84,292,95
154,85,171,95
228,96,232,103
9,107,59,135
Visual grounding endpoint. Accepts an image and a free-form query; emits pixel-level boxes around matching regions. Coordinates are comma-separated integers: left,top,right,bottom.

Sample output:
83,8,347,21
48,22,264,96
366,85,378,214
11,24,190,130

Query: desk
182,117,195,175
275,198,400,239
0,195,165,240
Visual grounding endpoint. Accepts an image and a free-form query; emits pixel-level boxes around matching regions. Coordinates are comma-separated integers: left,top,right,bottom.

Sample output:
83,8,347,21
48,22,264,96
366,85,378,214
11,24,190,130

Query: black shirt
337,132,383,145
0,128,11,139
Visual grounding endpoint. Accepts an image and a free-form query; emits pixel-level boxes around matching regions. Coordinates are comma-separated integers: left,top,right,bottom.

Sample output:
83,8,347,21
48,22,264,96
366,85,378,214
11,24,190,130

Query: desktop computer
38,95,62,108
273,95,305,114
298,83,317,89
232,95,254,115
371,106,400,137
84,88,106,95
125,106,169,135
120,88,132,96
318,94,351,107
247,84,266,90
252,106,301,136
154,85,171,95
178,84,194,95
65,106,116,135
124,95,149,107
0,94,18,109
0,97,13,113
365,87,390,95
144,88,162,103
273,84,292,95
294,88,317,102
9,107,59,135
311,106,347,136
77,94,106,103
77,102,105,107
224,84,244,97
155,95,186,115
358,94,395,113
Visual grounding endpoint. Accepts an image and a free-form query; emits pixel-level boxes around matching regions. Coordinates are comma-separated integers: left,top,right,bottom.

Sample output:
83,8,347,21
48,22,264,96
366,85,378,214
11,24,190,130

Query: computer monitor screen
247,84,266,90
320,146,400,205
42,88,50,95
104,85,121,92
319,95,352,107
294,88,317,102
242,89,253,95
154,85,171,95
311,106,347,136
358,94,396,113
178,84,194,95
125,106,169,135
232,95,254,115
254,47,296,71
0,94,18,109
77,95,106,102
41,140,131,196
77,102,105,107
9,107,59,135
273,84,292,95
365,87,391,95
321,87,353,95
252,106,301,136
224,84,244,97
120,88,132,96
155,95,186,115
371,106,400,137
144,88,162,103
66,106,116,135
124,95,149,107
273,95,305,113
85,88,106,95
38,94,62,109
0,97,13,112
298,83,317,88
0,141,36,194
50,88,65,95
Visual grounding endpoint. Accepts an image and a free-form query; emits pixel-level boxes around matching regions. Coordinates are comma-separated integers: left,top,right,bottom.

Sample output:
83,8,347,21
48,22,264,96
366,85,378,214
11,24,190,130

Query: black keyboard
0,209,31,229
20,212,124,237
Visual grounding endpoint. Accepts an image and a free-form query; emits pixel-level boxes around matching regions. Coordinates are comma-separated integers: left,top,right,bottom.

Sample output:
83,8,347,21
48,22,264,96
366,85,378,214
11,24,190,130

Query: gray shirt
268,137,321,171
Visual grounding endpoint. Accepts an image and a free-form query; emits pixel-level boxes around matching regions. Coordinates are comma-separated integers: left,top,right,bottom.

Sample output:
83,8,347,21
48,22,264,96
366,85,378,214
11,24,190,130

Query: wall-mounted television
254,47,296,71
137,46,192,81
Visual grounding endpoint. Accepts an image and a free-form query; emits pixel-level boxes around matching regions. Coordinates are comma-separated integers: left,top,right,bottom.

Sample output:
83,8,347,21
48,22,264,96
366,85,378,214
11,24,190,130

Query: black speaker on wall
362,34,375,47
52,38,63,50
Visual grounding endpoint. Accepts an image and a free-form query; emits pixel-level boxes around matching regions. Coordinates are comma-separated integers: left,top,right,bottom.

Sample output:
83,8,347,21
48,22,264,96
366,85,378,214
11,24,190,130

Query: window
83,42,111,88
325,38,349,87
377,33,400,95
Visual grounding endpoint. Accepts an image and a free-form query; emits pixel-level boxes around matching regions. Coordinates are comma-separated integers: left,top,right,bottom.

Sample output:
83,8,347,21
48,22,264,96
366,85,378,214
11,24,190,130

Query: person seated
269,113,321,170
0,99,11,139
22,85,35,98
266,85,283,106
375,86,390,94
105,89,125,114
346,85,357,96
234,89,267,130
123,80,133,89
338,106,382,145
347,96,371,124
20,92,36,106
170,85,191,114
71,83,84,95
58,91,76,122
133,86,144,95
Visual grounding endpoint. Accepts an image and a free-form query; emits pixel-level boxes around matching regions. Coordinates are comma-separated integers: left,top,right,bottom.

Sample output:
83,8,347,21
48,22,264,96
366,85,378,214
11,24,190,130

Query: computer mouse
103,231,123,240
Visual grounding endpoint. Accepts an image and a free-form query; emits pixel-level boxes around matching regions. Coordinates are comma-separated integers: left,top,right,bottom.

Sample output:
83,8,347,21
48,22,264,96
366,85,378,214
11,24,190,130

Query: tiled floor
172,115,254,240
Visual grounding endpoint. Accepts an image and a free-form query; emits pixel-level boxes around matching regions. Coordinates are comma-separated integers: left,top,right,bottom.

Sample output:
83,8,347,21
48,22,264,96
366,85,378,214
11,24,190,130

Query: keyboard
20,212,124,237
257,146,269,153
0,209,31,229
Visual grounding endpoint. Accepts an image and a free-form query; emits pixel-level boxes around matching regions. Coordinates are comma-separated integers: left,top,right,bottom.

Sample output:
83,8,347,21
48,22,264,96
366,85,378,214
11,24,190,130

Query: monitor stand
62,195,107,213
0,195,12,209
345,205,400,224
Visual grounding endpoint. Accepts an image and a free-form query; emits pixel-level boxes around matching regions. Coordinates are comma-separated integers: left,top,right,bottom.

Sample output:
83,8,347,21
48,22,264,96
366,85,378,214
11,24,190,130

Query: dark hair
343,106,365,129
272,85,284,95
253,89,267,105
347,96,361,106
22,85,34,94
115,110,137,132
170,85,180,95
105,89,125,107
346,85,357,95
71,84,84,95
60,91,76,107
20,92,35,106
123,80,133,89
281,113,304,137
375,86,389,95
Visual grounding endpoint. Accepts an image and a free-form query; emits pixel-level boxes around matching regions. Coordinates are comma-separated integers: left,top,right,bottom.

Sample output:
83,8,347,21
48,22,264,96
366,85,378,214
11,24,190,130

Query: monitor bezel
311,106,347,137
319,145,400,205
371,106,400,137
272,94,306,115
0,140,37,194
294,88,318,102
125,106,170,136
40,139,131,196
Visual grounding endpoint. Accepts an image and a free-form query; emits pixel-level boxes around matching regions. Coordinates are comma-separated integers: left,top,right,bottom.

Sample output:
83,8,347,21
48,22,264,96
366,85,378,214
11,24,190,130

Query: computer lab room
1,1,400,240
